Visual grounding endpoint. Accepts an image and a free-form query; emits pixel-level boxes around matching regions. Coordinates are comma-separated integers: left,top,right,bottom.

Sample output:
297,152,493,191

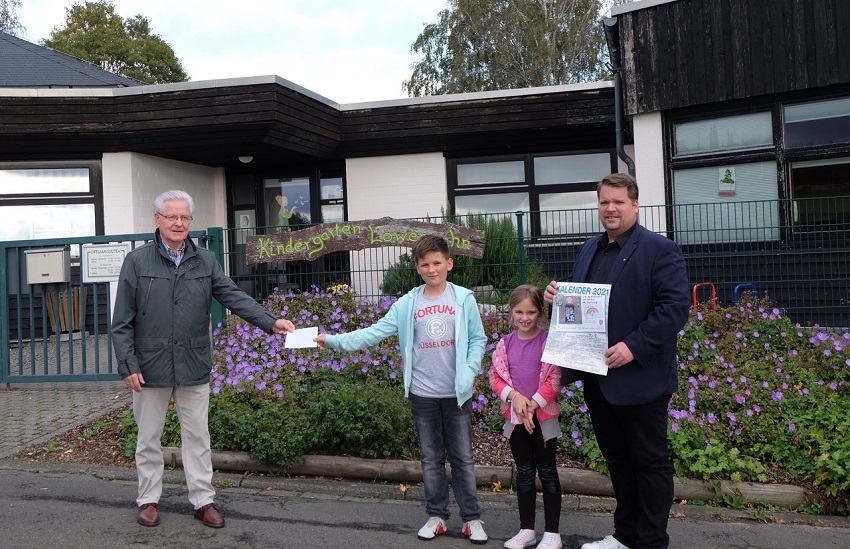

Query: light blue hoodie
323,282,486,407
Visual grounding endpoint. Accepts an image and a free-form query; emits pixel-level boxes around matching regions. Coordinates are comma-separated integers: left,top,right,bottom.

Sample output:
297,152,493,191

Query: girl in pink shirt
489,285,563,549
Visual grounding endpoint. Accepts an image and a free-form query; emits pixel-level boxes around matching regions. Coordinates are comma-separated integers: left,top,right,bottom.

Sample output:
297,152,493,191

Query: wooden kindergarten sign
245,217,486,264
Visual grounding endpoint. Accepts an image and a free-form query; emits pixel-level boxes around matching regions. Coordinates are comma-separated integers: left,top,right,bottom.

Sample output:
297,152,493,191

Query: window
790,157,850,228
785,97,850,148
668,93,850,243
674,112,773,157
672,162,780,245
263,177,311,228
0,162,102,242
449,151,614,238
319,169,345,223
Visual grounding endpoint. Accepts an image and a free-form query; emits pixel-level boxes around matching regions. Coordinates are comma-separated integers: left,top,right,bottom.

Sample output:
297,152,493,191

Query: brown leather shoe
194,503,225,528
136,503,159,527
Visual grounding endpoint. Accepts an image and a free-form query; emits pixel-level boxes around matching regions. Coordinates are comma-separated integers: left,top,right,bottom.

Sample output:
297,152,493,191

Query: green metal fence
2,197,846,384
0,230,209,384
220,197,848,328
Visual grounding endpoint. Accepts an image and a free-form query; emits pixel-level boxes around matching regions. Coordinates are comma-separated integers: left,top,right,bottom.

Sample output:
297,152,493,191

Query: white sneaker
504,528,536,548
417,517,447,541
581,535,631,549
536,532,562,549
463,519,488,544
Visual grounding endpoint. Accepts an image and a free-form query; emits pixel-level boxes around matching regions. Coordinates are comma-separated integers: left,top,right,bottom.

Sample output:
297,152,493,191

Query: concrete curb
161,448,820,510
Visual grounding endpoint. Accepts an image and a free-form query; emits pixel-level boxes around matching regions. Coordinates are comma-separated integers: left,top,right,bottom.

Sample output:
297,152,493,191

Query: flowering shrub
201,287,850,512
205,286,413,466
672,296,850,512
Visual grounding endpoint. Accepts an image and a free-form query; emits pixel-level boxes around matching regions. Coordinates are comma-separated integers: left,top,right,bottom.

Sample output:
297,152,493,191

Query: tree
404,0,609,96
0,0,24,36
42,0,188,84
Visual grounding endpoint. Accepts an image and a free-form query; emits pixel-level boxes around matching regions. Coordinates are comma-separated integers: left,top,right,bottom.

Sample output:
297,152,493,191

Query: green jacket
112,230,277,387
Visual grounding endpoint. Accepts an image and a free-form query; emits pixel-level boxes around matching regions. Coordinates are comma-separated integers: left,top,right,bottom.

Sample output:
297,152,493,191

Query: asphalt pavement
0,381,849,548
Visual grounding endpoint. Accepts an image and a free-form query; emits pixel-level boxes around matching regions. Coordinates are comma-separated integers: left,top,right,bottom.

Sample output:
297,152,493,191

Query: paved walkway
0,380,130,458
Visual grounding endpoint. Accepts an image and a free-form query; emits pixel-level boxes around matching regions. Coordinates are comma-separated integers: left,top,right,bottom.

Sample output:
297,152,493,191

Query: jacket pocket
182,270,211,306
184,334,212,384
134,337,170,373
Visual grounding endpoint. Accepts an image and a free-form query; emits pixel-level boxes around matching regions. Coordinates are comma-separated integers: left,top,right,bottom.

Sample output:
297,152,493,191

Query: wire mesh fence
221,197,849,329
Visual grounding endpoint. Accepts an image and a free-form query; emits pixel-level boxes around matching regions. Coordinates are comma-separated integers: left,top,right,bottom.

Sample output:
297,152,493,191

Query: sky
16,0,449,103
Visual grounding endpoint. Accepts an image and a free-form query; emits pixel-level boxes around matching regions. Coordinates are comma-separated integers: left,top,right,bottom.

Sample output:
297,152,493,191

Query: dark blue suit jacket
571,224,690,406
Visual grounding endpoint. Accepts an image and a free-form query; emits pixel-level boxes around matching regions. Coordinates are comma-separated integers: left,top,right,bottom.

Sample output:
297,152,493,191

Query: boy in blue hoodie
315,235,488,544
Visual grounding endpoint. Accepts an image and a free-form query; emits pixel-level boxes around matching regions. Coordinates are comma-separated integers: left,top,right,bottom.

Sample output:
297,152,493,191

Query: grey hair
153,190,195,214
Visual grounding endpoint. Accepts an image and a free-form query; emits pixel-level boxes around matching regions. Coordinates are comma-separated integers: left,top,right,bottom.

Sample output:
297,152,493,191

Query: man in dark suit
545,173,690,549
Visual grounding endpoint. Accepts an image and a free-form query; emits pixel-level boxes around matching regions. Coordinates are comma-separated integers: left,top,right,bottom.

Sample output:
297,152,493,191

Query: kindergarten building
1,0,848,325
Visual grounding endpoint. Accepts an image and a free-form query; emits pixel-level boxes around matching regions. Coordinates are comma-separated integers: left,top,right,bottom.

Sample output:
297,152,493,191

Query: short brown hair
597,173,639,201
411,235,450,262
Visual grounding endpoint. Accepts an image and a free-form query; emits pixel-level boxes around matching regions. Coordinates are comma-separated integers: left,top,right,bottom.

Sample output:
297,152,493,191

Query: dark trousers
509,416,562,533
583,377,673,549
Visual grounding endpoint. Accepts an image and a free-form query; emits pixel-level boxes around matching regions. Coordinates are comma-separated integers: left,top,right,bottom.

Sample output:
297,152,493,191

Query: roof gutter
603,16,636,176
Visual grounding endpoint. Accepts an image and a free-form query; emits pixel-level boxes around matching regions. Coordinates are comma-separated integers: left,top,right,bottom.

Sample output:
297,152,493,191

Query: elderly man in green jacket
112,190,295,529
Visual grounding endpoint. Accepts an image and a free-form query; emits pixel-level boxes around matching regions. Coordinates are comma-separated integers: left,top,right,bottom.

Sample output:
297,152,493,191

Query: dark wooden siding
619,0,850,115
338,87,617,158
0,83,616,168
0,84,342,167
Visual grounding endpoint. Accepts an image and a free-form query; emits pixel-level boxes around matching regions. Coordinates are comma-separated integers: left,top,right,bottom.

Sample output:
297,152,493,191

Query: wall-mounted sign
719,167,737,196
245,217,486,264
81,243,131,283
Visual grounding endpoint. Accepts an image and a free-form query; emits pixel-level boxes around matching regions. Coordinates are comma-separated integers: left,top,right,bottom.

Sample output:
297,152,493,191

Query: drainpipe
603,17,636,176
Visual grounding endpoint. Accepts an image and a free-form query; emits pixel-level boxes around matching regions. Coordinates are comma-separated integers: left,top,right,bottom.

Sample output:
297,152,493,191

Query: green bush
308,380,417,459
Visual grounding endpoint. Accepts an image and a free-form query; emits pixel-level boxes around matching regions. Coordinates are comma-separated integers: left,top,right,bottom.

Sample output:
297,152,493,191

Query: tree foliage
42,0,188,84
0,0,24,36
404,0,609,96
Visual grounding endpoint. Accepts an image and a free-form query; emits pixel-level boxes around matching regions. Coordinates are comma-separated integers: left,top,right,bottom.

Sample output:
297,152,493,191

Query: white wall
102,152,226,235
630,111,669,232
345,153,447,297
632,112,665,206
101,152,226,309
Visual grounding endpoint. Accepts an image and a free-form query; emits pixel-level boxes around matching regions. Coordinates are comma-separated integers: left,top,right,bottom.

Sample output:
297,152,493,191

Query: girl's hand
511,392,529,419
314,333,326,350
522,406,535,433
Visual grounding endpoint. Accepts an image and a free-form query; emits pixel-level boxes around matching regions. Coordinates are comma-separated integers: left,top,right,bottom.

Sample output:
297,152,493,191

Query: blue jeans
409,393,482,522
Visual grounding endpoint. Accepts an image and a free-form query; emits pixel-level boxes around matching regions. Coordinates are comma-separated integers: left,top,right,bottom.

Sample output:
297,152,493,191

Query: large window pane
263,177,311,227
320,177,344,200
455,192,529,215
672,161,779,244
0,204,96,241
457,161,525,186
0,168,89,194
674,112,772,156
539,191,600,236
790,157,850,227
534,154,611,185
785,96,850,148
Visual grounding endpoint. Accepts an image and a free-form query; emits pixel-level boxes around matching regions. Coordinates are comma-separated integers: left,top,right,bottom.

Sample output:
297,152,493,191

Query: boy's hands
314,333,326,350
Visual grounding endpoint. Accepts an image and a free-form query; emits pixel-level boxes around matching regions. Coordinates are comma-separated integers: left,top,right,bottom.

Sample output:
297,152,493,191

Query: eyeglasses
157,213,193,223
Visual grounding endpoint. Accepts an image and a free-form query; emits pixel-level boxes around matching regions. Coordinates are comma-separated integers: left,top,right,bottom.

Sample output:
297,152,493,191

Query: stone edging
162,448,818,510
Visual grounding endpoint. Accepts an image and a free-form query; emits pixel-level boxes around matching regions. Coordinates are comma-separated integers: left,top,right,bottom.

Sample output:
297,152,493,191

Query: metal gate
0,230,218,384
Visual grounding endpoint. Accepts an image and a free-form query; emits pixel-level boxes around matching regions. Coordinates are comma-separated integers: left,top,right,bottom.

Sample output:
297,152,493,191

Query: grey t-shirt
409,285,457,398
